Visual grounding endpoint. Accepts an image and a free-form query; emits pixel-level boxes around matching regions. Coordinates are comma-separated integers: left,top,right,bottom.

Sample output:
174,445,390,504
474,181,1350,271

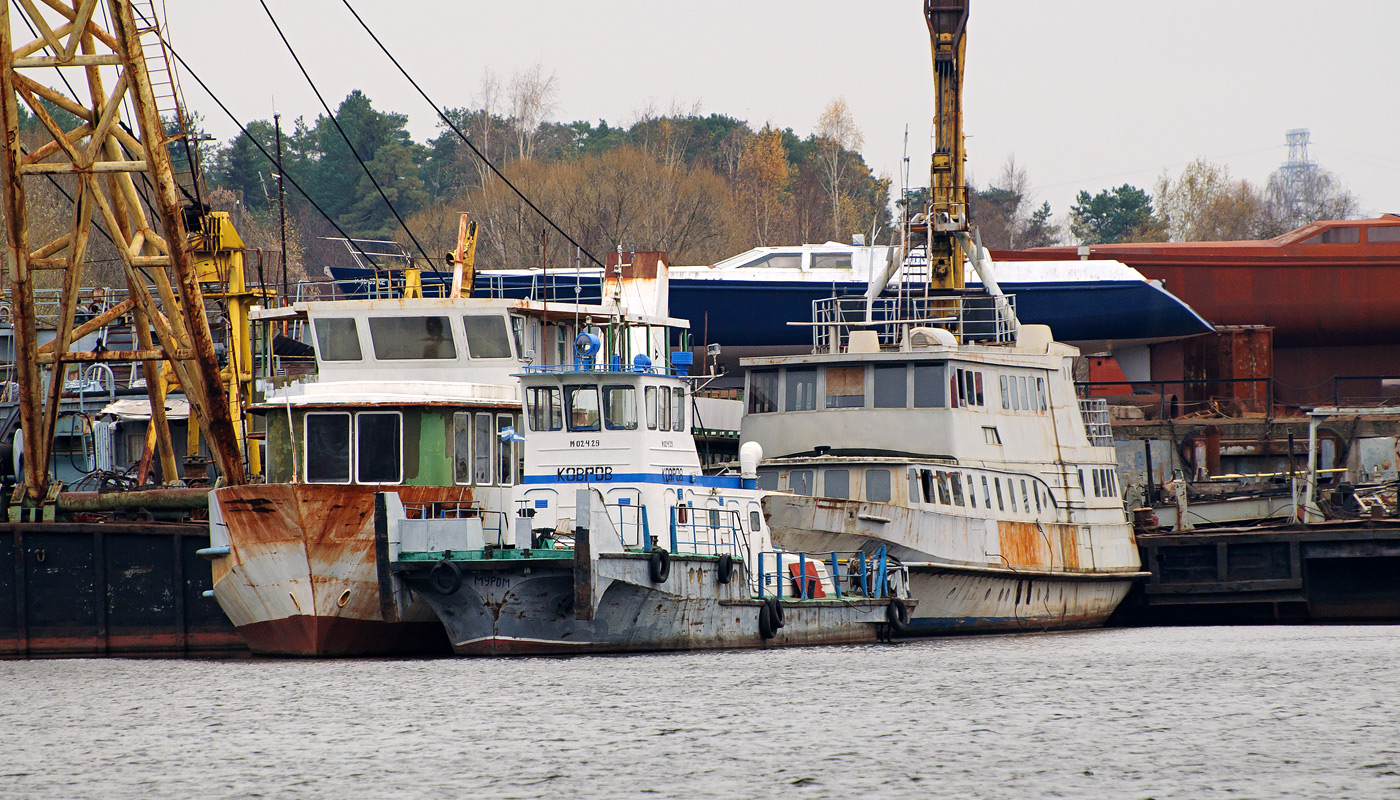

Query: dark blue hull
324,268,1211,347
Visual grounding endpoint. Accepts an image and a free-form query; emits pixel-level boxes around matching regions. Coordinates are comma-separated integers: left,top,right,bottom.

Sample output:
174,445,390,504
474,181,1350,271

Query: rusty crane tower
0,0,246,505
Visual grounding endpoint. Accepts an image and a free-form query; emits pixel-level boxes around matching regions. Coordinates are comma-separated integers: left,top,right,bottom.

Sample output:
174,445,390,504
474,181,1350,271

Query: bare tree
509,64,558,161
1263,165,1359,234
470,69,502,186
814,97,863,239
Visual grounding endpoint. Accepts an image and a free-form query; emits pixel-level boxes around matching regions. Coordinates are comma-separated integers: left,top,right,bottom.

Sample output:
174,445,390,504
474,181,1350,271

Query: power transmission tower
1278,128,1317,222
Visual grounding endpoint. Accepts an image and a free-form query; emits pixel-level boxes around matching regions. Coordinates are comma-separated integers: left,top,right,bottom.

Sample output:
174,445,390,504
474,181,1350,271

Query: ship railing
402,501,508,545
669,506,745,558
808,294,1017,353
755,546,904,600
606,502,651,549
1078,398,1114,446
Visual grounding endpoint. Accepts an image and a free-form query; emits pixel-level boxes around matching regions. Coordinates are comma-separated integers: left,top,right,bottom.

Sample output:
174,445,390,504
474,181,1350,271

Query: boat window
785,368,818,411
825,365,865,408
1369,226,1400,243
474,413,493,484
453,412,472,485
1020,480,1031,513
1000,375,1011,409
657,386,672,431
749,510,762,531
950,473,965,507
873,365,907,408
975,371,985,405
920,469,936,504
934,470,952,504
1037,377,1047,410
313,318,362,362
304,412,350,483
824,469,850,499
747,253,802,270
789,469,815,496
645,386,658,429
749,370,779,414
811,253,852,270
1079,469,1085,491
1019,377,1030,412
566,385,601,432
671,387,686,432
603,386,638,430
967,474,978,508
497,415,516,485
994,478,1005,511
510,315,527,356
981,476,992,509
909,469,921,504
914,364,946,408
1092,469,1102,497
528,386,563,432
1009,376,1020,410
1034,484,1042,513
1317,227,1361,244
756,469,780,491
355,412,402,484
368,316,457,360
865,469,891,502
462,314,513,359
983,427,1001,445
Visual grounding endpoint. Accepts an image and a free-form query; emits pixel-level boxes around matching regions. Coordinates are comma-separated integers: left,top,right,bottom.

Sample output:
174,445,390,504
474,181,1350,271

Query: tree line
205,78,892,278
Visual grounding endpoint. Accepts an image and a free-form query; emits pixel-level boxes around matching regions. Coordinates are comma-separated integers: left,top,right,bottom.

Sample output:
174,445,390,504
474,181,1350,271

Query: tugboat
738,245,1148,634
380,335,913,654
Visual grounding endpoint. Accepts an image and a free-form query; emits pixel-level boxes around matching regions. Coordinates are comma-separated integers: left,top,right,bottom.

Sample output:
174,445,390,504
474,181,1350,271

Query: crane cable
163,44,404,280
338,0,606,270
254,0,446,288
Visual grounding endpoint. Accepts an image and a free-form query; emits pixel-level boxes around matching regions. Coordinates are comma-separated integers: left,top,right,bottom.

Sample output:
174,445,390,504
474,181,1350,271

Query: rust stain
998,521,1052,568
1057,525,1081,569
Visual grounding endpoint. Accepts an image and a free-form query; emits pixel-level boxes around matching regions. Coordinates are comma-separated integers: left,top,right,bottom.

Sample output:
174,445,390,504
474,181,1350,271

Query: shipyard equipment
0,0,259,508
922,0,970,291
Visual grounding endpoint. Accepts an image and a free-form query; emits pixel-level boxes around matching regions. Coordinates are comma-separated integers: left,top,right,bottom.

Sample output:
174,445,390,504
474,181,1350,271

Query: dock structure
1,520,245,658
1125,521,1400,624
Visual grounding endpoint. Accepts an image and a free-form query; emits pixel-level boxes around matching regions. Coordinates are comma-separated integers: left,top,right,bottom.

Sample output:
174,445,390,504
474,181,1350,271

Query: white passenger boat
739,255,1148,633
380,332,914,655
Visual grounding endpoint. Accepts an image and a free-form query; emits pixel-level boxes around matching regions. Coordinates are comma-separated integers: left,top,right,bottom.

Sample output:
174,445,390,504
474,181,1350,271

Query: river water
2,626,1397,799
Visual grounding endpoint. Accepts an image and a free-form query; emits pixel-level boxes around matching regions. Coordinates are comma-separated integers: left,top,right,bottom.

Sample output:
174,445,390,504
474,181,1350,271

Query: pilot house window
603,386,638,430
313,318,362,362
461,315,513,359
305,413,350,483
748,370,778,414
368,316,457,360
825,365,865,408
528,387,563,432
566,385,601,432
356,412,402,484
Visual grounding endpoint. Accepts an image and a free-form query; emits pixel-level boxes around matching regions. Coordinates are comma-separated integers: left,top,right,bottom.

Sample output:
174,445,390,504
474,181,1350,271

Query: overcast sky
165,0,1399,228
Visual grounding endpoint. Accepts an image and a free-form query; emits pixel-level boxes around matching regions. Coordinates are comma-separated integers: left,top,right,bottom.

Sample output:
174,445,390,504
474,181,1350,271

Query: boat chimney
739,441,763,490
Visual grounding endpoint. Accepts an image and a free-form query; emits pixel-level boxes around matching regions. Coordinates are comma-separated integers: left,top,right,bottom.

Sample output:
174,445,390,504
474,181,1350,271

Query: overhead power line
255,0,446,289
337,0,606,269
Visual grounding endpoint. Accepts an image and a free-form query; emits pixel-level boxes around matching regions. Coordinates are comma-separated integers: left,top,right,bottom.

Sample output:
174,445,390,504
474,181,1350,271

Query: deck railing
1078,398,1114,446
809,294,1017,353
669,505,744,558
755,547,904,600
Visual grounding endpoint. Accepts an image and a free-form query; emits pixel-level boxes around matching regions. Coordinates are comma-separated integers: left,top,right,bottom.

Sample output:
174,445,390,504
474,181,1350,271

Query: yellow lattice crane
0,0,261,508
923,0,970,292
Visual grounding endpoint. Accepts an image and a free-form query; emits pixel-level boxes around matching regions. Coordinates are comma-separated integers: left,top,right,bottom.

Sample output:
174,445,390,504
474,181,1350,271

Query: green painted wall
261,406,455,487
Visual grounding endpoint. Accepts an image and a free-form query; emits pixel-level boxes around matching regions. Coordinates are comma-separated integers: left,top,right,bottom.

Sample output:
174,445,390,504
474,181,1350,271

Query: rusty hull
211,484,474,656
764,493,1143,634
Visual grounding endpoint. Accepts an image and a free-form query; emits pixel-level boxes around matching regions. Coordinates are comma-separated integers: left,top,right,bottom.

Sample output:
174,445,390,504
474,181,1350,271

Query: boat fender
649,547,671,583
715,554,734,585
766,597,784,629
758,601,776,640
886,597,910,633
430,558,463,595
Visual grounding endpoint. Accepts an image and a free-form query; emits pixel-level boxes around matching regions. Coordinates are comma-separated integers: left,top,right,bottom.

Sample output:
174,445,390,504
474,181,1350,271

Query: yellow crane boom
924,0,970,291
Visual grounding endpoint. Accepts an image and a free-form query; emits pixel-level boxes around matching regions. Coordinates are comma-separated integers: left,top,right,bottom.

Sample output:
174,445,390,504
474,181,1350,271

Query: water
2,626,1398,799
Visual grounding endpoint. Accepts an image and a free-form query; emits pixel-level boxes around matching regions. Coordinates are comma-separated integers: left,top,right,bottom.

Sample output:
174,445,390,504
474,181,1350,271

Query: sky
164,0,1400,228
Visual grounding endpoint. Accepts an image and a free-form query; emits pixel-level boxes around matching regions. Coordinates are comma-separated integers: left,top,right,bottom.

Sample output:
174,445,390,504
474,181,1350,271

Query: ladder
128,0,206,211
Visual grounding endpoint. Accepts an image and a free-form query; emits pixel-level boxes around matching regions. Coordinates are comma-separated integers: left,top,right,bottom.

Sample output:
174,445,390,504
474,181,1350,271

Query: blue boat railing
401,501,508,546
756,546,903,600
669,505,745,558
605,502,650,549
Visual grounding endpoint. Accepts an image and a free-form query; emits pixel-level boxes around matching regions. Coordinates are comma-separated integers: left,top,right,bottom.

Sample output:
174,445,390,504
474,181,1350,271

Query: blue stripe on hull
522,472,744,488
